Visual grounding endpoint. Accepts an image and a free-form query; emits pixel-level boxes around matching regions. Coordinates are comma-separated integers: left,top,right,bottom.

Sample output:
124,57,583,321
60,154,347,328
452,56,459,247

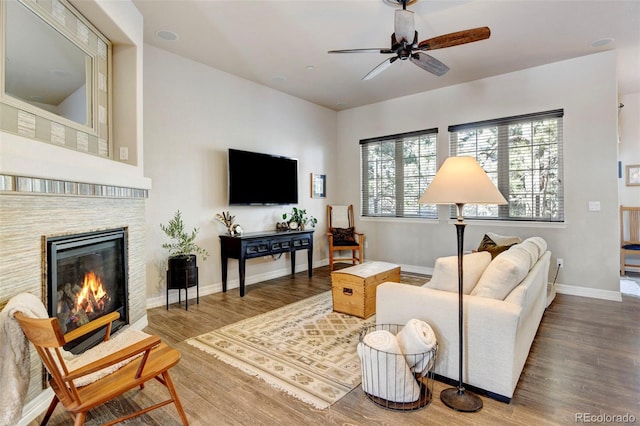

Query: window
361,128,438,218
449,110,564,221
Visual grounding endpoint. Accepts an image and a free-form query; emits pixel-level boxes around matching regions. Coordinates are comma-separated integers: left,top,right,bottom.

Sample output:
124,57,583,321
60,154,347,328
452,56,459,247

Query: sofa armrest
376,282,522,397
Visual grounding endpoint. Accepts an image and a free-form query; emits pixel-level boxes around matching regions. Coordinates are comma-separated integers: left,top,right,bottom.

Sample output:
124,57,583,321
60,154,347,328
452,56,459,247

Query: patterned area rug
186,291,371,409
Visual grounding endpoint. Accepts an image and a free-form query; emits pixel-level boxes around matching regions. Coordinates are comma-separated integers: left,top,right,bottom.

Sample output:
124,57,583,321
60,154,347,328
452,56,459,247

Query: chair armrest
63,311,120,343
64,335,161,382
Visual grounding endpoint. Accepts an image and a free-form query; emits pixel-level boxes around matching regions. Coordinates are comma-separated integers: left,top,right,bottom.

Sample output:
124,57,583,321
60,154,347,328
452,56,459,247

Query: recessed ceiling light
50,69,69,77
155,30,179,41
306,65,315,71
590,38,614,48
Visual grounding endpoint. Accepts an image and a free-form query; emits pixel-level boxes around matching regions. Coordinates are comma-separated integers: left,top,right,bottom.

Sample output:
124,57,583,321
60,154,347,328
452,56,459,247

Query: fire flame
75,271,109,314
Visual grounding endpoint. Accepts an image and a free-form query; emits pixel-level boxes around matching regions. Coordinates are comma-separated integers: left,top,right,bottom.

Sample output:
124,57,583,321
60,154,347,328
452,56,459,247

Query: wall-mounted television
228,148,298,205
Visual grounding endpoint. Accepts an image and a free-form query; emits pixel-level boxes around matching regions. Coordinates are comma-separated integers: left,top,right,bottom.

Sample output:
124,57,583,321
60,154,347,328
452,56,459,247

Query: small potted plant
282,207,317,230
160,210,209,303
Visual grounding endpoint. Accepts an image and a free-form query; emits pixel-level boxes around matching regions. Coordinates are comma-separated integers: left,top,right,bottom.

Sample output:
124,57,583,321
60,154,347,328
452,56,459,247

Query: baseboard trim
398,264,434,276
555,284,622,302
146,259,329,309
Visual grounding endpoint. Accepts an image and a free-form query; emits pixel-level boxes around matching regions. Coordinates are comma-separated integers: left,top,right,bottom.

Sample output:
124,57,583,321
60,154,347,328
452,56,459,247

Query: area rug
186,291,371,409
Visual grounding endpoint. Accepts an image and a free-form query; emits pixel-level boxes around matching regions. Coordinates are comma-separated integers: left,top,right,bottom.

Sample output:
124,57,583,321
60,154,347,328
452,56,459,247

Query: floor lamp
419,156,507,412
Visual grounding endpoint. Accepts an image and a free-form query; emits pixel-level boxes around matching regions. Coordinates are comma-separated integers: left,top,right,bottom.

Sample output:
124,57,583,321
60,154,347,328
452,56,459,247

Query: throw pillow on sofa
486,232,522,246
477,233,521,259
471,244,535,300
423,251,492,294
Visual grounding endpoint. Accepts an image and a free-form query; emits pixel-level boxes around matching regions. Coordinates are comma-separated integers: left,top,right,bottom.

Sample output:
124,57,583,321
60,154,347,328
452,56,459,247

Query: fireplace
46,228,129,354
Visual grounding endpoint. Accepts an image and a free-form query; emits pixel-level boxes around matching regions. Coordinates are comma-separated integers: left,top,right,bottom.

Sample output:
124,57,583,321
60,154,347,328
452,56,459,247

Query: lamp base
440,387,483,412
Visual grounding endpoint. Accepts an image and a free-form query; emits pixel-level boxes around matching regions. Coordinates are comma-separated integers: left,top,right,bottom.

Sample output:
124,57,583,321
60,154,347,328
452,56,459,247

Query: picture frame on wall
626,164,640,186
311,173,326,198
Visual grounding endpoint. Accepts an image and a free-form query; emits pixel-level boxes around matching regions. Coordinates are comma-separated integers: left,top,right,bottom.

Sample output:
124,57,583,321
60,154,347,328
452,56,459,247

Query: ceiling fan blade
410,52,449,76
417,27,490,50
328,48,394,54
363,57,398,80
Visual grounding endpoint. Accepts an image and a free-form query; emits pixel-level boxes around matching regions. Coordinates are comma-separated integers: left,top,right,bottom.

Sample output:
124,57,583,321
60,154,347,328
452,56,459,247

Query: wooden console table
219,230,314,297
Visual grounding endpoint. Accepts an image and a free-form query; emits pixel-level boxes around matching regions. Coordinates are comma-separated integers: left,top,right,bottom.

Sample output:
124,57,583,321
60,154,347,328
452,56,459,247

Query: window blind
360,128,438,218
449,109,564,222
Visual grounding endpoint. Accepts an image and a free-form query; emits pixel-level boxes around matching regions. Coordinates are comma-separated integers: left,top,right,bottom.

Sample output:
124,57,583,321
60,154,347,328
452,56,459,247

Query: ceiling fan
328,0,490,80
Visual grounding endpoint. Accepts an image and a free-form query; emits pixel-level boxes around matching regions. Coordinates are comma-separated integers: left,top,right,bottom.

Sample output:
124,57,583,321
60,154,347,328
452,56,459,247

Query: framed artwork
311,173,326,198
626,164,640,186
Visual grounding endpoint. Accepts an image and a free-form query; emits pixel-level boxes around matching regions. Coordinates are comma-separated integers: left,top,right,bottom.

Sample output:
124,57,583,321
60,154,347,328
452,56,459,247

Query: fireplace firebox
46,228,128,354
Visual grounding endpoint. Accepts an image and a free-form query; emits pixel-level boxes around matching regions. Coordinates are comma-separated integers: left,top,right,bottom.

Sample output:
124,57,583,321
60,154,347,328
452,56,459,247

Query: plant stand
166,255,199,310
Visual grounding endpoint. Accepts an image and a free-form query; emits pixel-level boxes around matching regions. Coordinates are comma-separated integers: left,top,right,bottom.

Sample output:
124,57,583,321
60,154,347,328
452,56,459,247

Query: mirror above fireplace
3,0,92,127
0,0,112,157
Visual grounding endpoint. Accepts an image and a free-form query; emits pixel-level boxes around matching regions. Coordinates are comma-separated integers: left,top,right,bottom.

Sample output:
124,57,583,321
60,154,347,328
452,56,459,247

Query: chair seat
56,342,181,413
622,244,640,250
327,204,364,271
333,240,360,247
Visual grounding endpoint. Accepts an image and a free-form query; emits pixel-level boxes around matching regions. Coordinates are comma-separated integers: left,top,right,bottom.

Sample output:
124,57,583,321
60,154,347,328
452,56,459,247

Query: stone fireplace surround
0,186,147,412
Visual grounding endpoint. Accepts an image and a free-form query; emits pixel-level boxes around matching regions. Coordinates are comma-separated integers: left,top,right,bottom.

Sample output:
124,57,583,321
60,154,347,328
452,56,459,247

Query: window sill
359,216,567,229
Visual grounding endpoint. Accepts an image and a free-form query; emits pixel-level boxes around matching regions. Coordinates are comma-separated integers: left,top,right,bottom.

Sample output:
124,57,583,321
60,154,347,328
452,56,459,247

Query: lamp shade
419,156,507,205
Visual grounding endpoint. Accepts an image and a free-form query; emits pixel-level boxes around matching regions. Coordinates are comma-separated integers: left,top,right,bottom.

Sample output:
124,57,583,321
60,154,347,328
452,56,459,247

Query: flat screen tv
228,148,298,205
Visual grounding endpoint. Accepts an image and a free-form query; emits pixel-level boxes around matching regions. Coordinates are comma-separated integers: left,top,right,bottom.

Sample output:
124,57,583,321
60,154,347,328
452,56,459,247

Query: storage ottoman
331,261,401,318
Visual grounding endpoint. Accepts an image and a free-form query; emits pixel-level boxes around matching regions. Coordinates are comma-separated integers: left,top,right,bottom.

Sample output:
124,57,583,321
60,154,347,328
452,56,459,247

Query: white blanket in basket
357,330,420,403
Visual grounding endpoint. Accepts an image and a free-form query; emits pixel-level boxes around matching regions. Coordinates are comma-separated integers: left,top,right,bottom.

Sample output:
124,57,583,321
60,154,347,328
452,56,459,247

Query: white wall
336,51,621,299
143,45,337,305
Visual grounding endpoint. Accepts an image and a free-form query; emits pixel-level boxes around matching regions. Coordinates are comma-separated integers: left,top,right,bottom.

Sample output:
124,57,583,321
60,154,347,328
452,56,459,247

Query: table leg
291,250,296,276
239,259,246,297
221,254,228,292
307,246,313,277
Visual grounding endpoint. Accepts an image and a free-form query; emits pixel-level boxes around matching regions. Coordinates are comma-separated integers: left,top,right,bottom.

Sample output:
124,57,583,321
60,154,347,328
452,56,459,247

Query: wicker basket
358,324,437,411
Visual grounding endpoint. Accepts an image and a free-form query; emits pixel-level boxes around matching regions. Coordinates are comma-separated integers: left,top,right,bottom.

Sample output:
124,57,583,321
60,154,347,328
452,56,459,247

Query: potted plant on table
282,207,317,230
160,210,209,298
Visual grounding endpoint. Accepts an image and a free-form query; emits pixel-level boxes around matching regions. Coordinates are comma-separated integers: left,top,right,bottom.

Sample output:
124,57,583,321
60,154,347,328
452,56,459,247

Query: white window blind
361,128,438,218
449,109,564,222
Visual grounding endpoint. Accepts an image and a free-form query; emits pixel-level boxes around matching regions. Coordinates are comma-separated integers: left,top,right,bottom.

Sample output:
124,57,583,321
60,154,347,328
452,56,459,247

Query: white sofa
376,239,551,402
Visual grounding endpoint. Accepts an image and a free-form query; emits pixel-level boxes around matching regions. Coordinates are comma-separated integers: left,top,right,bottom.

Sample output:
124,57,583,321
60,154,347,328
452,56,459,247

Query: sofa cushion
423,251,492,294
471,245,534,300
524,236,547,256
477,234,519,259
516,240,540,265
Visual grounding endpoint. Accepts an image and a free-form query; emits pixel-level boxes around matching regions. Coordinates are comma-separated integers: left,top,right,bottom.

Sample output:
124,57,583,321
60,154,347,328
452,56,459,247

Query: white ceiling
132,0,640,111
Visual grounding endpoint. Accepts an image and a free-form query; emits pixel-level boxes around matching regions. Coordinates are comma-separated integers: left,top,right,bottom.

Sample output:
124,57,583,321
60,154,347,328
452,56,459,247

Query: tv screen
228,149,298,205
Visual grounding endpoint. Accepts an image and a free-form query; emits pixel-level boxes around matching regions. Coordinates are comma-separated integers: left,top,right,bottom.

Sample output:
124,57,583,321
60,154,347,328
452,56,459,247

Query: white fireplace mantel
0,131,151,190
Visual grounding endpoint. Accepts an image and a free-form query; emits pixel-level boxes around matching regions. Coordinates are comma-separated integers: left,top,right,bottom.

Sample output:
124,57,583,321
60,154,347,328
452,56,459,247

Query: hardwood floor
35,266,640,425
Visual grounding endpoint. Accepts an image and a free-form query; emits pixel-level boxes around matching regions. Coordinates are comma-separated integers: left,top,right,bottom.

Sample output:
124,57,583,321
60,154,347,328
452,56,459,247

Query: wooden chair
14,311,188,426
327,204,364,271
621,205,640,275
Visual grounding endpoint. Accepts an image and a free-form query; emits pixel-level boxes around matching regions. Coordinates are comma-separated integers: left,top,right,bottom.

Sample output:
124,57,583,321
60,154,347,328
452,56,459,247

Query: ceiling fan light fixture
383,0,417,7
394,9,415,43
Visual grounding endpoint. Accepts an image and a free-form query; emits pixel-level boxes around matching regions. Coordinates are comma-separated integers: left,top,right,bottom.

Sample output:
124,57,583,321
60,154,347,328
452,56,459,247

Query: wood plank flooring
34,266,640,425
